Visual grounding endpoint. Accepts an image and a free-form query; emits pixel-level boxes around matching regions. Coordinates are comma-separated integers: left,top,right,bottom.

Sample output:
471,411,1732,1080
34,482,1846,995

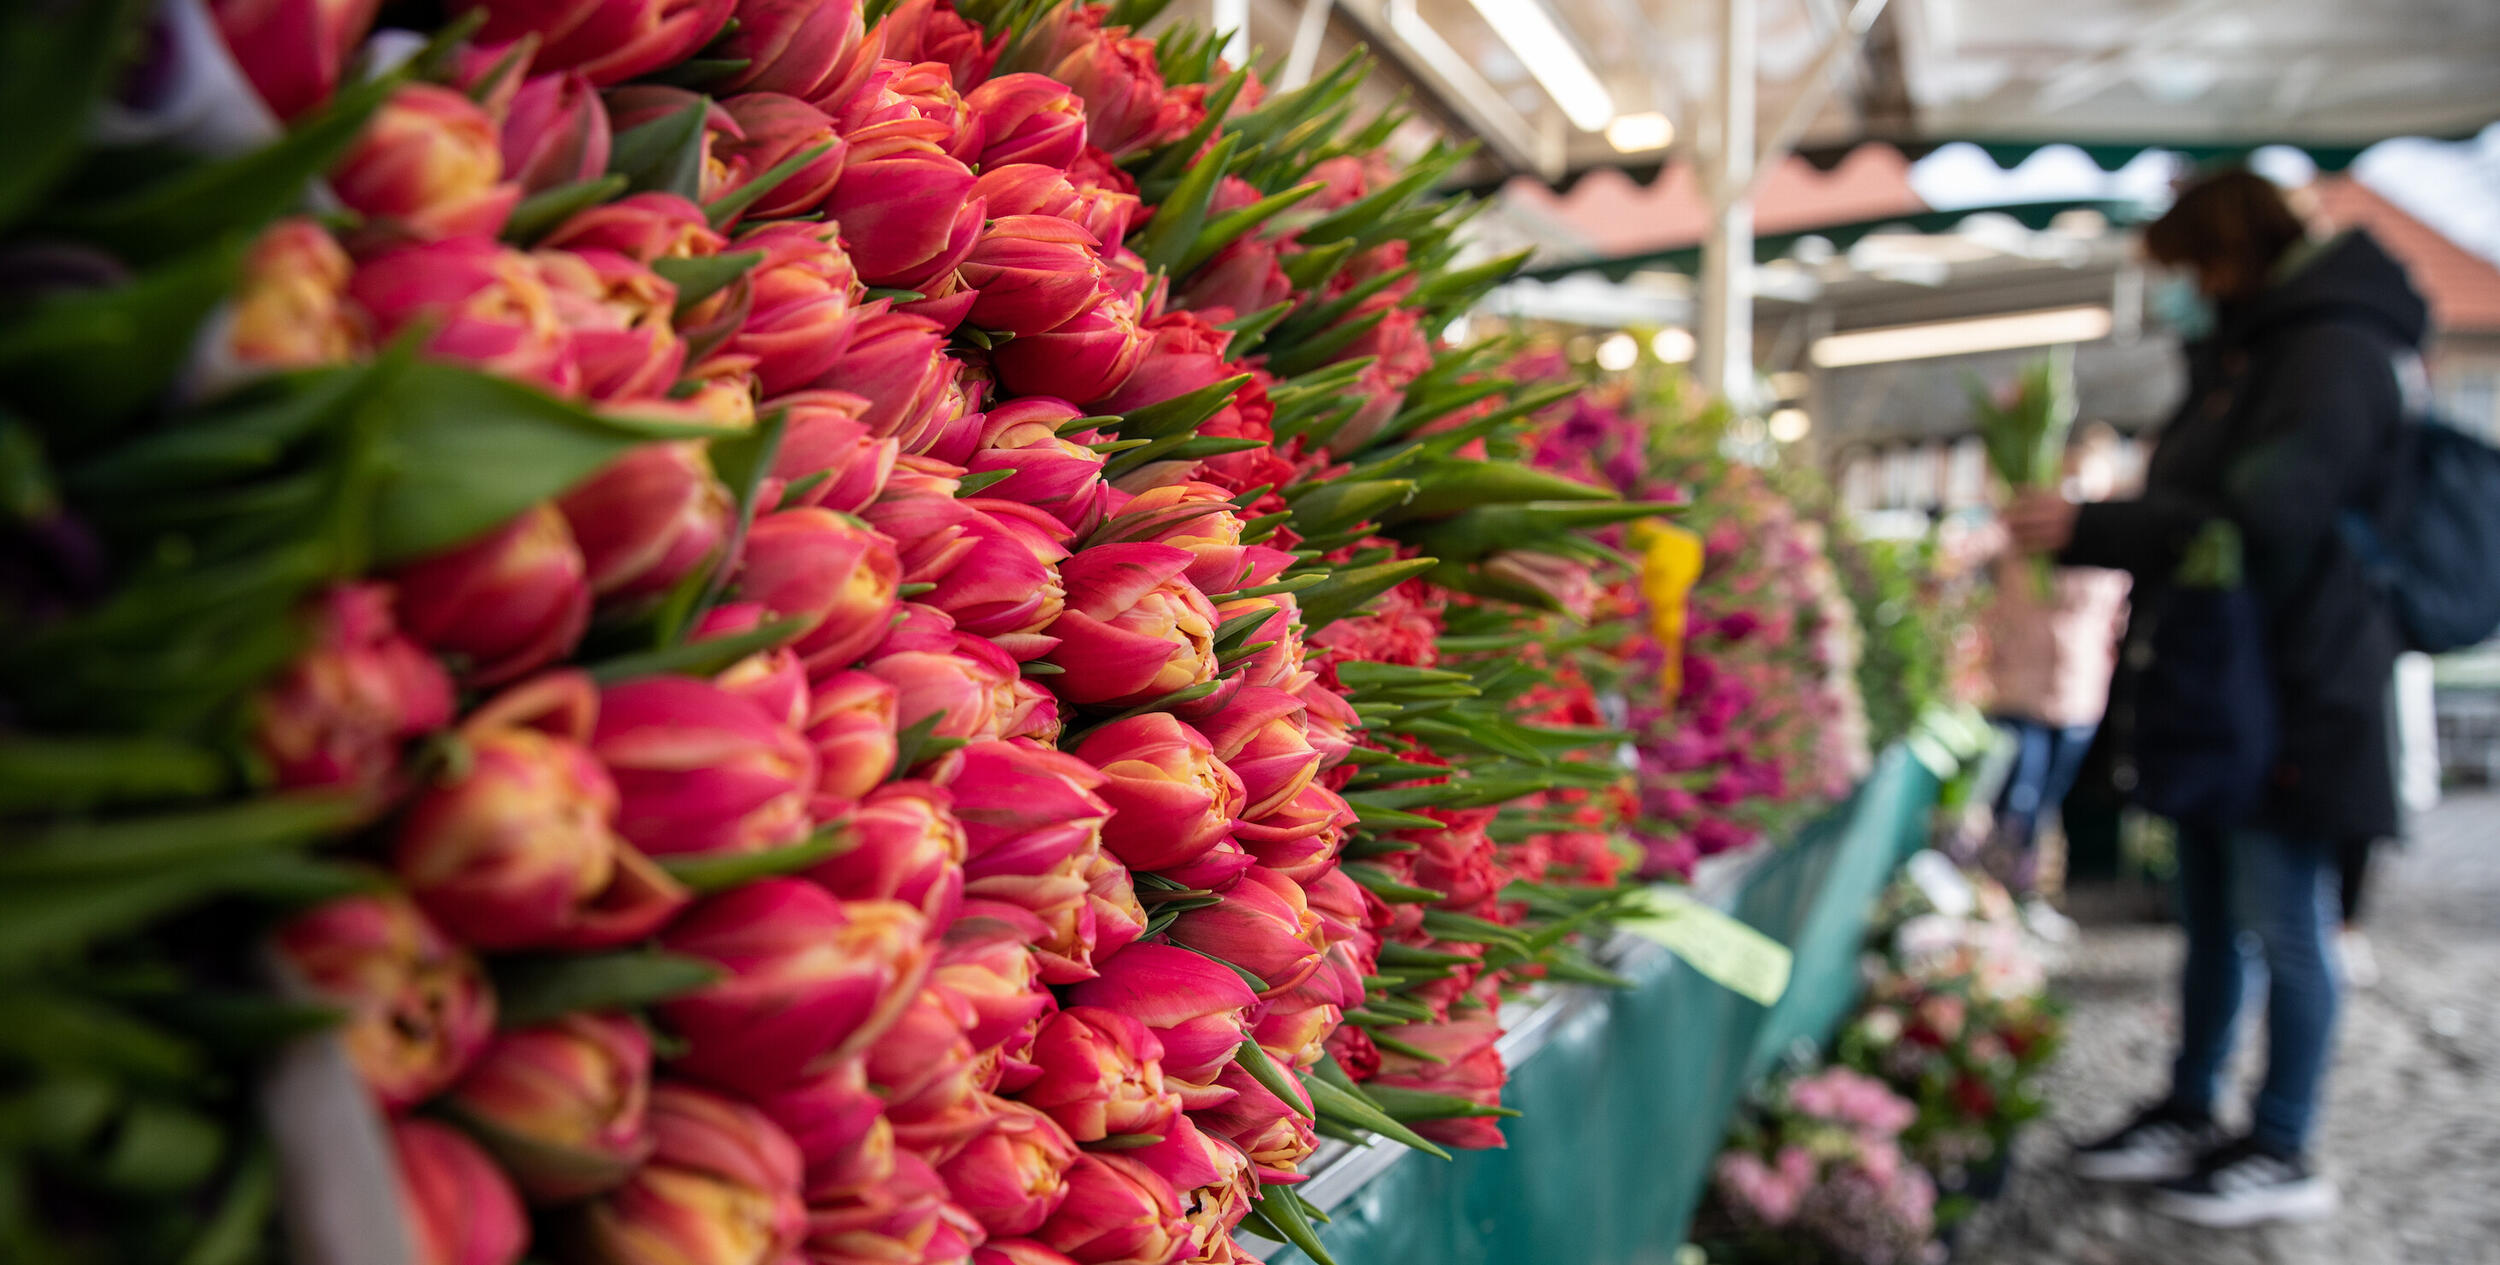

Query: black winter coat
2062,231,2425,843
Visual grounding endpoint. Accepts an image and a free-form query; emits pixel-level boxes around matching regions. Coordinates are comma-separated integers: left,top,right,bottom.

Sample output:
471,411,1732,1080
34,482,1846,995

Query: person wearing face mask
2002,168,2424,1227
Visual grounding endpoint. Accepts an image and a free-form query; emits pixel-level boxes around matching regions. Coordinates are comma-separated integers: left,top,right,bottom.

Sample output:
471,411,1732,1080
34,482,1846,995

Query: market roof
1253,0,2500,187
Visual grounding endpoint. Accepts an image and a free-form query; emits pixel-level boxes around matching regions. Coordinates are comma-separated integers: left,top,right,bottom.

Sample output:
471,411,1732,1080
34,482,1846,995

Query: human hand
2002,490,2079,555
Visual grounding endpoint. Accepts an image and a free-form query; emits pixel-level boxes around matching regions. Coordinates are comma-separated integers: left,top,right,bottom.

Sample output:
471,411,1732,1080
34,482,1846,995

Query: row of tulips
0,1,1705,1263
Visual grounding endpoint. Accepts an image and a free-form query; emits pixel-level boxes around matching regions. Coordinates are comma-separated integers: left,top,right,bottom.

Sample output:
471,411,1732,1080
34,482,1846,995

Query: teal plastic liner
1264,746,1939,1265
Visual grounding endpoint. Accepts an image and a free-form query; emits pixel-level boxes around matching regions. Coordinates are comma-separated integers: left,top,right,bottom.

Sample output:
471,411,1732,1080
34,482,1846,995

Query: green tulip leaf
506,174,631,244
608,97,711,201
493,950,727,1028
656,831,847,896
0,0,144,232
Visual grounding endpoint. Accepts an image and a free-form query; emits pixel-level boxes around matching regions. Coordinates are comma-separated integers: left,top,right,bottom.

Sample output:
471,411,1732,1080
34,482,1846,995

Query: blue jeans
2167,827,2341,1154
1991,719,2098,886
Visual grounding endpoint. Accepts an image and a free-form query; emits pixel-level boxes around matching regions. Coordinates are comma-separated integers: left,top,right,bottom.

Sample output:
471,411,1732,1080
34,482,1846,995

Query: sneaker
2339,928,2379,989
2149,1136,2339,1227
2070,1101,2224,1182
2023,897,2079,944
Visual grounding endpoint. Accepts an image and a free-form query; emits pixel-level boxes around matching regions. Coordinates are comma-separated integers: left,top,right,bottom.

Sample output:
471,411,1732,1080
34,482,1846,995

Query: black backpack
2342,413,2500,653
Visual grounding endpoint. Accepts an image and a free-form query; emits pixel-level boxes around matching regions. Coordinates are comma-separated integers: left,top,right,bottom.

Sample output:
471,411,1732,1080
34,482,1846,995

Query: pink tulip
593,675,818,858
716,0,875,104
804,1150,986,1265
331,82,518,240
977,1241,1082,1265
1033,1153,1191,1265
932,931,1057,1054
604,86,747,205
800,669,900,806
1004,674,1065,747
960,216,1108,338
1071,714,1242,874
1021,1007,1181,1144
273,891,494,1108
863,985,988,1153
748,1059,893,1203
1041,544,1219,706
809,780,965,925
1081,848,1150,966
961,862,1099,988
458,0,737,86
535,246,688,404
973,163,1138,255
915,500,1070,658
1092,311,1262,452
967,73,1088,171
210,0,379,119
557,442,732,604
391,505,590,688
1090,482,1285,597
1063,944,1255,1088
252,582,453,799
936,1097,1078,1236
716,93,849,223
1235,781,1357,885
989,288,1146,404
501,71,611,195
227,218,361,370
722,223,863,398
764,393,895,513
575,1083,808,1263
349,237,576,394
397,673,689,951
1179,232,1292,324
1193,1063,1315,1181
1296,680,1361,771
864,634,1018,745
944,741,1110,881
736,507,901,674
834,58,984,163
542,191,726,265
390,1118,528,1265
873,0,1006,87
696,602,811,728
441,1013,654,1202
803,302,962,454
1212,592,1311,694
1049,29,1189,159
1191,687,1320,820
659,881,930,1093
823,117,983,290
1164,866,1326,999
966,399,1111,537
1252,995,1346,1073
1327,300,1434,455
1370,1019,1509,1149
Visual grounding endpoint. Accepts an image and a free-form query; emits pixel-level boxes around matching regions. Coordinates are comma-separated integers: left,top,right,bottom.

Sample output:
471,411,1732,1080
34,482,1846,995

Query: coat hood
2233,229,2430,350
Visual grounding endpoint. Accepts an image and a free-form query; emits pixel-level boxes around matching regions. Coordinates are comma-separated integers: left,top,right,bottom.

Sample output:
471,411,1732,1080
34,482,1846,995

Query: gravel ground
1950,792,2500,1265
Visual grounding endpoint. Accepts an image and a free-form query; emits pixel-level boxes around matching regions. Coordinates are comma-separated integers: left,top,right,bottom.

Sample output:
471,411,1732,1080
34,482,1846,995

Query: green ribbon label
1615,888,1793,1006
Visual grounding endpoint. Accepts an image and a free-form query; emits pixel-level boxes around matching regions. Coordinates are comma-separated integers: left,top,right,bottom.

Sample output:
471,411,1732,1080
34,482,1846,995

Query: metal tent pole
1699,0,1757,406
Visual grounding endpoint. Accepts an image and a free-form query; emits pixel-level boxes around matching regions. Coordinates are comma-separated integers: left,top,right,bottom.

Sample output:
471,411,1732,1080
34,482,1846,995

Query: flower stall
0,2,2016,1264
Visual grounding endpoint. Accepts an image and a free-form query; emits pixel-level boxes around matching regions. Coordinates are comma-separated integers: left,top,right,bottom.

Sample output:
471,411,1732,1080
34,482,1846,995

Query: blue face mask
2149,273,2215,340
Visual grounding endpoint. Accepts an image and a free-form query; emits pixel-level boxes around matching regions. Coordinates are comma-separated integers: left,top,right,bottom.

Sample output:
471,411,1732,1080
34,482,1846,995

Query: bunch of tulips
0,1,1688,1262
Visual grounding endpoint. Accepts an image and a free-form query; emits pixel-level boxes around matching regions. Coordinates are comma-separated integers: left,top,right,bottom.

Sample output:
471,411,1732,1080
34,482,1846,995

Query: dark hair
2142,168,2309,299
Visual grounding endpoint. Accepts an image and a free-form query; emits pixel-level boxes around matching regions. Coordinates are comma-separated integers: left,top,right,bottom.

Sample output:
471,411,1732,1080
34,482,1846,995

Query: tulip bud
591,675,816,859
1179,232,1292,325
966,73,1088,172
963,399,1110,536
210,0,379,120
1082,849,1149,965
805,1149,986,1264
1041,544,1219,706
695,603,810,727
1049,29,1189,160
1190,688,1320,821
659,881,929,1093
442,1013,654,1202
945,741,1111,881
535,247,687,404
399,673,690,951
1295,681,1360,772
977,1240,1082,1265
864,635,1018,746
542,191,726,265
762,394,895,514
747,1058,893,1203
1091,482,1285,598
799,669,901,807
936,1096,1078,1237
960,216,1109,338
1164,866,1326,1000
718,0,875,104
737,507,902,674
1071,714,1242,874
864,984,988,1154
715,93,848,223
392,1117,529,1265
972,162,1132,254
557,442,733,605
252,582,454,799
274,891,495,1108
932,931,1056,1054
1327,301,1434,455
392,504,592,687
809,780,965,925
1063,944,1255,1088
1021,1006,1181,1144
350,238,577,394
876,0,1004,82
1483,550,1601,621
822,118,982,291
503,71,613,195
834,58,984,163
989,288,1146,405
1235,781,1357,885
228,218,361,370
1370,1020,1508,1149
574,1082,807,1263
1033,1153,1192,1265
459,0,738,86
332,82,519,240
913,501,1070,659
803,303,963,454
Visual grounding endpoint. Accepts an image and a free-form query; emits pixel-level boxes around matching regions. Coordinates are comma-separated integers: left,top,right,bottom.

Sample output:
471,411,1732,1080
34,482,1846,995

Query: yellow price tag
1630,520,1704,698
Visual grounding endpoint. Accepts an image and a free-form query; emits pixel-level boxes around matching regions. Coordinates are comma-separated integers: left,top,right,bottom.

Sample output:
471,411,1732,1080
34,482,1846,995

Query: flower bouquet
1696,1066,1943,1265
1969,346,2077,597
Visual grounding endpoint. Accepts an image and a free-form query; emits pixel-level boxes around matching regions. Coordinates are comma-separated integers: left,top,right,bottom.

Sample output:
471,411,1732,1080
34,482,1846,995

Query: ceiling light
1810,306,2114,368
1595,332,1639,371
1463,0,1615,131
1605,111,1675,152
1651,328,1697,363
1768,408,1812,443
